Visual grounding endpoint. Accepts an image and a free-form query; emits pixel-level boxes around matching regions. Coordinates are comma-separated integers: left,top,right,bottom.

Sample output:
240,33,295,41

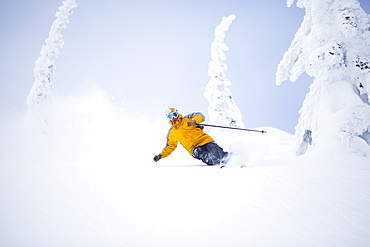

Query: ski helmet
166,106,178,120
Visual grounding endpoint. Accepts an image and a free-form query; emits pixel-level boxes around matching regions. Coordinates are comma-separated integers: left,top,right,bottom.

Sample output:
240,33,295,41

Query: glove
153,154,162,162
188,119,197,127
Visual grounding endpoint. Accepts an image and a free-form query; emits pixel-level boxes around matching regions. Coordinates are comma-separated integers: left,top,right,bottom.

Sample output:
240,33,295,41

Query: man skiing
153,106,229,166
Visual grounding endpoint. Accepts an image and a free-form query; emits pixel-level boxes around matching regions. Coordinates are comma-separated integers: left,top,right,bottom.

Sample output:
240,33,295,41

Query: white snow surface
1,91,370,247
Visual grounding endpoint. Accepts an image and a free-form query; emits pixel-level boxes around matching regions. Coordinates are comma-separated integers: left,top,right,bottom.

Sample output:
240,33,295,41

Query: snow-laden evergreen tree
204,14,244,131
27,0,77,109
276,0,370,155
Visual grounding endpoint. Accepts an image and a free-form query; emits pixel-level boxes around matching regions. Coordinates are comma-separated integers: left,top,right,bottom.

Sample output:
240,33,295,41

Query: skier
153,106,229,166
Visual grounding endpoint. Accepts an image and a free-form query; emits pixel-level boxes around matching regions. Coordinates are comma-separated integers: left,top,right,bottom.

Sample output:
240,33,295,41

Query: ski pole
198,123,266,133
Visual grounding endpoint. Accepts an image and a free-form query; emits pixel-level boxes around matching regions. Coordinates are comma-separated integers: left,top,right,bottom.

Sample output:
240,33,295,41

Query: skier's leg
193,142,228,166
192,143,219,165
205,142,229,164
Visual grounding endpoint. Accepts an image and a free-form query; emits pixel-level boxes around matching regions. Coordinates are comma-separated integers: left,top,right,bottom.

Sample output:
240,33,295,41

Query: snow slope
1,92,369,247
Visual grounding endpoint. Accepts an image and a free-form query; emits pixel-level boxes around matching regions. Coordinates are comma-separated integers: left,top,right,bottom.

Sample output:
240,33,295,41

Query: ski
220,164,247,169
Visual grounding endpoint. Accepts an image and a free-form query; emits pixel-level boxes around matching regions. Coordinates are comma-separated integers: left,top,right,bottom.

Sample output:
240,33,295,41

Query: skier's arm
159,129,178,158
160,139,177,158
185,112,205,126
192,114,204,124
154,138,177,162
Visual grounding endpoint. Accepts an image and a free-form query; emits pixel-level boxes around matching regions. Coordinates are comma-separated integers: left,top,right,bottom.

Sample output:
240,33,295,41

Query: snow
1,92,370,247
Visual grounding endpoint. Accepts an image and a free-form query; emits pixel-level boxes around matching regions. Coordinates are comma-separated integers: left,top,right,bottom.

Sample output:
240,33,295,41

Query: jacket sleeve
183,112,205,123
160,128,178,158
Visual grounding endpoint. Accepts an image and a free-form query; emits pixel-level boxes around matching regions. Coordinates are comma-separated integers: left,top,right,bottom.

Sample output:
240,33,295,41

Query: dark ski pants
192,142,228,166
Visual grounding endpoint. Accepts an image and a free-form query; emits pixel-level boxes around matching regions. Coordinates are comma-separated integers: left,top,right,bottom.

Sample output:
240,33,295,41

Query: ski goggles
167,111,178,120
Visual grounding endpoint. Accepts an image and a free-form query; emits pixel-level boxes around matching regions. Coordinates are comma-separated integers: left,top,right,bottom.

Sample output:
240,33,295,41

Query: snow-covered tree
27,0,77,109
276,0,370,155
204,14,244,130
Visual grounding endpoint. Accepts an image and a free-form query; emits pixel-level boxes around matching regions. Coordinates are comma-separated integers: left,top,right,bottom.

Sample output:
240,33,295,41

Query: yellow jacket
160,112,214,158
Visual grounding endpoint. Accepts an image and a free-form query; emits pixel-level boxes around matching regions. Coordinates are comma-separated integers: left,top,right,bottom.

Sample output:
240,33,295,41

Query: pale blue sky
1,0,370,133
